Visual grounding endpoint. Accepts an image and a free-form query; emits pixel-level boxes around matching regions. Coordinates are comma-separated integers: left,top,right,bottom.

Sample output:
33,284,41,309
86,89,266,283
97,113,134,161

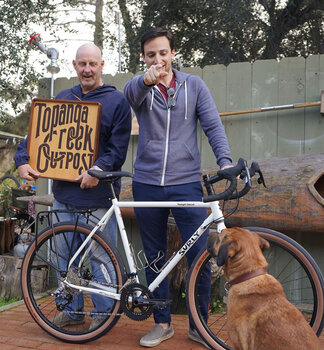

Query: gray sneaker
89,317,105,330
140,324,174,347
51,312,85,327
188,328,210,349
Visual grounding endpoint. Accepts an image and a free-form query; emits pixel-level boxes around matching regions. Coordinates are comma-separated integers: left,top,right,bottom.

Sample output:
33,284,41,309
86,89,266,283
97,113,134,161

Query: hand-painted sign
28,98,102,182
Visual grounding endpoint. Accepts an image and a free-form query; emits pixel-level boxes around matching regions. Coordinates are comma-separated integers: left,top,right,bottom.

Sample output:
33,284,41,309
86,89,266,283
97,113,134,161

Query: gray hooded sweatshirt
124,69,232,186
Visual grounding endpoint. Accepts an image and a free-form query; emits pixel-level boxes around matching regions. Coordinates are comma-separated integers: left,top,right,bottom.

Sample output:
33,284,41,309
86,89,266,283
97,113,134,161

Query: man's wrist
91,165,102,171
143,76,155,87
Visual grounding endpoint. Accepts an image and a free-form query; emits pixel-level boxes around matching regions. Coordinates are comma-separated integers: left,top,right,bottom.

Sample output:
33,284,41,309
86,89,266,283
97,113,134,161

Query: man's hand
221,164,240,179
17,164,39,181
76,170,99,189
144,64,168,86
220,164,233,170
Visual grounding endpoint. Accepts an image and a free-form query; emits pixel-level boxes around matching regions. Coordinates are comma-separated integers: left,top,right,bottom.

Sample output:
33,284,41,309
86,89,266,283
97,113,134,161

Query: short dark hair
140,28,174,54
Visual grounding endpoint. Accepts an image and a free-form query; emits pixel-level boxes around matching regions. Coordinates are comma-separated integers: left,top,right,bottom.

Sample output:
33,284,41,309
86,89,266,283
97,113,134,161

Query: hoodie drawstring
184,80,188,120
150,89,154,110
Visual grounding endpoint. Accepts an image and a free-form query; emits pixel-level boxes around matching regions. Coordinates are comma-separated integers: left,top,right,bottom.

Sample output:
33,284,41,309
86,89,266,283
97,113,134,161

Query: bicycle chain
56,273,122,316
64,310,123,317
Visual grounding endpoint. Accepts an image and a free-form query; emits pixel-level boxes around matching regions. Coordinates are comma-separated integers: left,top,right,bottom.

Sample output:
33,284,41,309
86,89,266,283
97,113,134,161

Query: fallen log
206,153,324,233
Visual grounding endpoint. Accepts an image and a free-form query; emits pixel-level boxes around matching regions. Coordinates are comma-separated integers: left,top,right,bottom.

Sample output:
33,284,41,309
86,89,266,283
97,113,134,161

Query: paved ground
0,302,323,349
0,302,205,350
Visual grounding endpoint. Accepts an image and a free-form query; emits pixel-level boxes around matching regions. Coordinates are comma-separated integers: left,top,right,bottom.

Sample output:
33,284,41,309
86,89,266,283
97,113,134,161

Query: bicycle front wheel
21,221,127,343
187,227,324,350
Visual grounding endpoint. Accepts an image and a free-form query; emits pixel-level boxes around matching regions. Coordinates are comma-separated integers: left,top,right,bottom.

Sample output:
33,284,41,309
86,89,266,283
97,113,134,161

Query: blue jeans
53,199,117,320
132,181,211,328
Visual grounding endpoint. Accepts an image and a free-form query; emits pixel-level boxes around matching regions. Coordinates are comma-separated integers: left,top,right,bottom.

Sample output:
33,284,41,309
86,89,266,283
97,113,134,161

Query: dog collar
225,268,267,292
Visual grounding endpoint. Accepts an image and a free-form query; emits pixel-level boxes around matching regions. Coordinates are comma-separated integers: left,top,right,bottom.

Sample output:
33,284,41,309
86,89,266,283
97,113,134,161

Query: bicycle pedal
152,299,172,310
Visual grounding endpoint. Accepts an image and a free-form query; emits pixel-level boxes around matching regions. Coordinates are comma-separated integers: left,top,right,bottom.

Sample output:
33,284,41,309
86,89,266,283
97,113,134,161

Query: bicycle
20,158,324,349
0,173,36,234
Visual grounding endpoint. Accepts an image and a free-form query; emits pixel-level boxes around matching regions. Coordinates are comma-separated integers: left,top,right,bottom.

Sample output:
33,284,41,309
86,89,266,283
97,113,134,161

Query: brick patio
0,302,323,349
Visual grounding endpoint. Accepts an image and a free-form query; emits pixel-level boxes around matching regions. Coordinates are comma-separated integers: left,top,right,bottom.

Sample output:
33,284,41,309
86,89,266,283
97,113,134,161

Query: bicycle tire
0,174,20,188
187,227,324,350
21,221,127,343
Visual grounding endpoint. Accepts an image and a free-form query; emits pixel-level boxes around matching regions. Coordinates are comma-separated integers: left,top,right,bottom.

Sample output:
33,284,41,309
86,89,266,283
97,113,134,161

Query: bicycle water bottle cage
148,250,165,273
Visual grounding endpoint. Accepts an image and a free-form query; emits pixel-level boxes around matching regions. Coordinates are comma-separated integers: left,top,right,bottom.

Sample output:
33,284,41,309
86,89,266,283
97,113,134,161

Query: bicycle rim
21,222,126,343
0,174,20,188
187,227,324,350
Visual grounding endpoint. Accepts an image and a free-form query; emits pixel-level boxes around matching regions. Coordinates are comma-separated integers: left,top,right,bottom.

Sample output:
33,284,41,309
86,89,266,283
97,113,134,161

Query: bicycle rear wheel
21,221,127,343
187,227,324,350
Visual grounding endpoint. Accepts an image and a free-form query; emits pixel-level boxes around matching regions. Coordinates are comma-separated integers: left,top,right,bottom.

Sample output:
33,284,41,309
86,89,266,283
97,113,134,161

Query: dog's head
207,227,270,280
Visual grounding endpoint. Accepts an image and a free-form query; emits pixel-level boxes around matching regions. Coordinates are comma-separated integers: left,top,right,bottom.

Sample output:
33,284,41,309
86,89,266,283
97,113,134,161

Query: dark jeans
132,181,211,328
52,200,117,319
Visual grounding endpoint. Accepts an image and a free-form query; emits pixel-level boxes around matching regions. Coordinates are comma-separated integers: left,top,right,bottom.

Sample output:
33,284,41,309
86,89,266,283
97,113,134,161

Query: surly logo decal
179,232,200,256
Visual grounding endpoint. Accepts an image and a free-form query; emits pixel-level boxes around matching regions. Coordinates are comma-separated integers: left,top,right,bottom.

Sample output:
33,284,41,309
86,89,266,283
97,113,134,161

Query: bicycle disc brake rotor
120,283,154,321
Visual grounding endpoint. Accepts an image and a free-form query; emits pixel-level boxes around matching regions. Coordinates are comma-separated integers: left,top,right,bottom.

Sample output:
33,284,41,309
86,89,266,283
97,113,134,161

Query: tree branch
55,20,96,25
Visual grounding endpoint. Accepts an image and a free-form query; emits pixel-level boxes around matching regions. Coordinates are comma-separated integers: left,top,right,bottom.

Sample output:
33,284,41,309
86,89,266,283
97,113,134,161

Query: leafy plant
0,184,12,217
209,299,224,314
0,170,21,217
0,297,20,307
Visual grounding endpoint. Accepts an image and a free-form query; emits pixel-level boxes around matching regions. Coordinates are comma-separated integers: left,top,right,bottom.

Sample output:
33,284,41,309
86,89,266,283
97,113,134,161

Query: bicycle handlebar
87,160,265,203
202,158,266,202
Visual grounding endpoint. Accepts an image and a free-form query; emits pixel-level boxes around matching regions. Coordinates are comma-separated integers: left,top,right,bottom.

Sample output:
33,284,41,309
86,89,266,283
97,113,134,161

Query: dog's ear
206,231,218,257
217,241,238,266
258,236,270,251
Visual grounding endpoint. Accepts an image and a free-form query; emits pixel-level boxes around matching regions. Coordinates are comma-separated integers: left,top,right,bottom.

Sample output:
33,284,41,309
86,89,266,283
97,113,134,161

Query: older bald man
14,43,131,330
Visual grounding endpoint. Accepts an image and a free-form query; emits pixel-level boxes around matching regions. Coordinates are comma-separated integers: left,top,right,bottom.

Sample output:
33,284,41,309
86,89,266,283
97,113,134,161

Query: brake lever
257,169,266,188
242,162,252,188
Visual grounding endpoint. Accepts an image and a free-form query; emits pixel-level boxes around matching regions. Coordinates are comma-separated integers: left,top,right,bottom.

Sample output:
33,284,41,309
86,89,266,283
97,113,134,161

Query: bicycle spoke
21,222,126,343
187,228,324,349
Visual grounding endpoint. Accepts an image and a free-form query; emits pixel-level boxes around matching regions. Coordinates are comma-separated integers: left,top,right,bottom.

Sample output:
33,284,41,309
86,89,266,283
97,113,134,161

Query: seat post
108,182,117,200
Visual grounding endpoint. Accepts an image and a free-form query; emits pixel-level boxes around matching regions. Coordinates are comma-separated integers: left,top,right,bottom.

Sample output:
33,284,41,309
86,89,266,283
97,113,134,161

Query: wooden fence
37,55,324,275
39,54,324,173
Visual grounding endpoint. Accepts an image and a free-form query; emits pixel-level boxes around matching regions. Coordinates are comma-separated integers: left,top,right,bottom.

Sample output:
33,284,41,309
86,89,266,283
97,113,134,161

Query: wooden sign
28,98,102,182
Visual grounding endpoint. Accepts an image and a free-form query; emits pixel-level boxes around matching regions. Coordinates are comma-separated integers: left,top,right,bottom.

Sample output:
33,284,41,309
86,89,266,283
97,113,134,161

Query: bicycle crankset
120,283,154,321
120,283,172,321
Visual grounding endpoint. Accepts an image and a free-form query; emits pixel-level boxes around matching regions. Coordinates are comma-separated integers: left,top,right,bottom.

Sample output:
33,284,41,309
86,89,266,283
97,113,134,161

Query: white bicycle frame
64,197,226,300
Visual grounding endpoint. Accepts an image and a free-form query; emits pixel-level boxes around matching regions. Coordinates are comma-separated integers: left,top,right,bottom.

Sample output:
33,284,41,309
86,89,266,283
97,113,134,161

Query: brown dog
207,227,321,350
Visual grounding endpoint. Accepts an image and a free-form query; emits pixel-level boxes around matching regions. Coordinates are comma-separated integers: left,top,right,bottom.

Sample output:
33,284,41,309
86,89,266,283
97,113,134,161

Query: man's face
73,46,104,93
142,36,175,73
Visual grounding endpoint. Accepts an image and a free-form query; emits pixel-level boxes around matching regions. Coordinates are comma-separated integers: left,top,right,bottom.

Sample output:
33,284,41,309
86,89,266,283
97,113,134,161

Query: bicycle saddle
87,169,133,182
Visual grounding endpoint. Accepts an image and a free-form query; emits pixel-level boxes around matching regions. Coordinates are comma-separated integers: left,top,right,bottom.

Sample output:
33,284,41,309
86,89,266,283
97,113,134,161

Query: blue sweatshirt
14,84,131,207
124,69,232,186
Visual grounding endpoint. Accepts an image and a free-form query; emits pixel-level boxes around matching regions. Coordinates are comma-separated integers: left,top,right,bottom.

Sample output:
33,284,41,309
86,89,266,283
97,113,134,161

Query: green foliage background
0,0,323,124
0,0,55,122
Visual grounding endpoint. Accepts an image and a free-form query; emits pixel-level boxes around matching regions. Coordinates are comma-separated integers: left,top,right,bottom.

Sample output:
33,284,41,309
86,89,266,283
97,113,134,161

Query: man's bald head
73,43,104,93
75,43,102,61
